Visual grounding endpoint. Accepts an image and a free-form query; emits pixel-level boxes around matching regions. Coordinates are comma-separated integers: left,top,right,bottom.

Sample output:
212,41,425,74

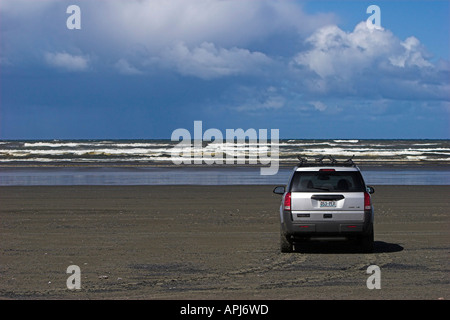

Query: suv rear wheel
358,224,374,253
280,228,293,253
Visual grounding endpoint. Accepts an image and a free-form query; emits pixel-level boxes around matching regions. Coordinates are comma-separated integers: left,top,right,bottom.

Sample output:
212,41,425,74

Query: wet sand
0,185,449,300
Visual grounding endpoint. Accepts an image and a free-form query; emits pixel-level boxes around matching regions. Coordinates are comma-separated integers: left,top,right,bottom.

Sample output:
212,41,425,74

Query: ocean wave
23,142,81,148
333,139,359,143
0,139,449,164
22,141,173,148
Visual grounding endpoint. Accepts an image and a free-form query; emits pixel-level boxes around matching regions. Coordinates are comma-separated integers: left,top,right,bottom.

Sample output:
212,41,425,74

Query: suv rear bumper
281,210,373,237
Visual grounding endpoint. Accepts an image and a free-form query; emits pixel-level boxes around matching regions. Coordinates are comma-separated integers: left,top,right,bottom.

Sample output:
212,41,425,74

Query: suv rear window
290,171,365,192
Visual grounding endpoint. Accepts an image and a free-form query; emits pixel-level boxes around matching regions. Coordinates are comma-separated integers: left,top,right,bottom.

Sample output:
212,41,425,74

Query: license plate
320,201,336,208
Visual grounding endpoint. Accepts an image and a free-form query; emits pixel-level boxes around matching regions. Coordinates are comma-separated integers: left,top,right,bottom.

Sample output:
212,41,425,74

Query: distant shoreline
1,162,449,186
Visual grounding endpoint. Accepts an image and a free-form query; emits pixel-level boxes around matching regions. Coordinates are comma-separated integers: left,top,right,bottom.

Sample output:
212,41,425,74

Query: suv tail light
319,169,335,172
284,192,291,211
364,192,372,210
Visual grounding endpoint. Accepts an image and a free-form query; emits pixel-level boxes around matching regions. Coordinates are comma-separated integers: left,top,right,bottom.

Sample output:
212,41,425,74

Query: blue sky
1,0,449,139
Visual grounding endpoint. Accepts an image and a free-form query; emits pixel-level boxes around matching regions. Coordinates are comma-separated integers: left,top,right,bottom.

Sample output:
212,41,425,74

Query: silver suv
273,156,375,253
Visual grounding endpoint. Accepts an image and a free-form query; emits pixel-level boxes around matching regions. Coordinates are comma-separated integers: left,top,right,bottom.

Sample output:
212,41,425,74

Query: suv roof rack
296,155,356,167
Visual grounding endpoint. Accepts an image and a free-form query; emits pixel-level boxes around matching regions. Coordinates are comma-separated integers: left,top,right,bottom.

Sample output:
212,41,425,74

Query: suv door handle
311,195,345,201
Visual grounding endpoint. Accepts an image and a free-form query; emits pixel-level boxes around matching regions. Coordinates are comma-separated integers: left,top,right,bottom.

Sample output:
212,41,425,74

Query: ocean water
0,139,449,186
1,139,449,164
0,166,449,186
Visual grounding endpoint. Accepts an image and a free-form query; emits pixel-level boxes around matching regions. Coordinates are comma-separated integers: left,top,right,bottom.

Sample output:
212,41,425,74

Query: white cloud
294,22,402,78
291,21,448,101
159,42,272,79
294,21,437,78
87,0,334,78
93,0,336,50
389,36,433,68
2,0,448,103
1,0,336,79
44,52,89,72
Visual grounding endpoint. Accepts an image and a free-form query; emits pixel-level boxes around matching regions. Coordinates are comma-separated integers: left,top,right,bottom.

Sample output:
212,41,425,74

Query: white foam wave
1,139,449,164
23,142,81,148
23,142,173,148
333,140,359,143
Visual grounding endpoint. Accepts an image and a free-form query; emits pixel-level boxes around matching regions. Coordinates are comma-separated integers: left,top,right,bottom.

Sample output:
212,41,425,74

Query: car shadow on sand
292,240,404,254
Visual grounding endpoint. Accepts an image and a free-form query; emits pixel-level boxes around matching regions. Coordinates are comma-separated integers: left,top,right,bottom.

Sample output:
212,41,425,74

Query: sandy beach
0,184,449,300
